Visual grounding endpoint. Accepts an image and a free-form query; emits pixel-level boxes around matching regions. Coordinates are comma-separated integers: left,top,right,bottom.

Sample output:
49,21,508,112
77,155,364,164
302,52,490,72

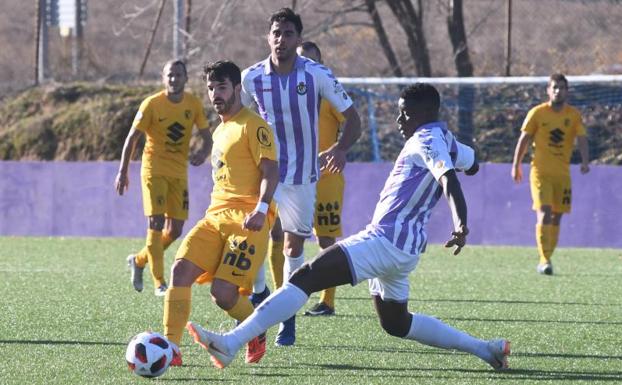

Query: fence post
365,92,381,162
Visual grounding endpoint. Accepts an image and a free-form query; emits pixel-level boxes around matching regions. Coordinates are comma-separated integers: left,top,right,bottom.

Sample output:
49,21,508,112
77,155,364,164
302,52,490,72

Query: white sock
406,313,488,359
283,253,304,282
226,282,309,351
252,264,266,293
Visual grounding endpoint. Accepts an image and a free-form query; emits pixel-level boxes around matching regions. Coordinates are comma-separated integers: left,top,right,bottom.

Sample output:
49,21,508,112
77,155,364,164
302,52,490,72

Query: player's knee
379,317,410,338
210,284,238,309
148,215,165,231
170,259,195,286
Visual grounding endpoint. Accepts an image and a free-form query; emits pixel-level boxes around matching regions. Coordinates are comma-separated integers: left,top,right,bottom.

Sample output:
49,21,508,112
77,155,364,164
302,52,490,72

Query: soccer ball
125,331,173,378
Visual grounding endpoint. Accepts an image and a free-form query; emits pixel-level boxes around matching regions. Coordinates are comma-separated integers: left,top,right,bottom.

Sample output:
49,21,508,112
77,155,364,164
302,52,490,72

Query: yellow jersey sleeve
132,95,155,132
193,95,209,130
208,108,276,212
318,100,344,152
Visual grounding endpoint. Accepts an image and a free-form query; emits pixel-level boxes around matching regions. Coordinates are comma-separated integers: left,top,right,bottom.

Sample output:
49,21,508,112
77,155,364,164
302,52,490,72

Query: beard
214,93,236,115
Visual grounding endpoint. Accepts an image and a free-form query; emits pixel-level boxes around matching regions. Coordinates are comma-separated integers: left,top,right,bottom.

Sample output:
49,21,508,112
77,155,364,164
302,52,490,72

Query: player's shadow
0,339,125,346
338,296,620,306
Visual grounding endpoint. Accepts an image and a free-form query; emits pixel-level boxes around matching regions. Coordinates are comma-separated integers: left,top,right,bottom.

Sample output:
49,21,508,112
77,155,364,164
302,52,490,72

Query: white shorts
274,182,316,238
338,229,420,302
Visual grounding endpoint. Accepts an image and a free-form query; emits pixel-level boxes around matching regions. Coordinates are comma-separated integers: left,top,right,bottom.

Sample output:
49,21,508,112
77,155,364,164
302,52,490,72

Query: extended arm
319,105,362,173
243,158,279,231
115,127,143,196
577,135,590,174
190,128,213,166
511,131,533,183
439,169,469,255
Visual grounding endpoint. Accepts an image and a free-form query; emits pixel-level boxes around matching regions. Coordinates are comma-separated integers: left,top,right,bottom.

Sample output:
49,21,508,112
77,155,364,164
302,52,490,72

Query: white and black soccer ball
125,331,173,378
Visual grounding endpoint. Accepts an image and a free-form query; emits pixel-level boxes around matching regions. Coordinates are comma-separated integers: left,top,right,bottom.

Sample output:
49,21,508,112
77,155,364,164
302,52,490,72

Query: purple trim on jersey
253,74,268,122
288,70,305,184
371,157,421,241
395,177,437,250
270,74,289,182
305,71,318,183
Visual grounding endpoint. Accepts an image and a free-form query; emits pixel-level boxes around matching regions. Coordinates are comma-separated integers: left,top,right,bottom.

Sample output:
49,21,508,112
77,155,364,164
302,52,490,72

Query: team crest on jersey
256,126,272,147
296,82,307,95
564,118,570,127
423,146,439,162
333,79,345,95
185,110,192,120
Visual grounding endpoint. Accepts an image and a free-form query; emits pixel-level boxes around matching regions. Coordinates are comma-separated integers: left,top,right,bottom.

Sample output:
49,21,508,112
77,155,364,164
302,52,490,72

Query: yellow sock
319,287,336,309
536,224,552,265
134,247,148,268
547,225,560,260
225,295,254,322
146,229,165,287
163,286,191,346
268,239,285,290
135,231,175,268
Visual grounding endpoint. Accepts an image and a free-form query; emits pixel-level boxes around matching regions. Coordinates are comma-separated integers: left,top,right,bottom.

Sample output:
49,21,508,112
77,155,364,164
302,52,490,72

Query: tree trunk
365,0,403,77
386,0,431,77
446,0,474,144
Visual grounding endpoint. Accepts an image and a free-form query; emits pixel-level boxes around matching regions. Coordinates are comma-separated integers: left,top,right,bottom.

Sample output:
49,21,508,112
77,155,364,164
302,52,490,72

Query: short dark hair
202,60,241,86
549,73,568,87
400,83,440,113
163,59,187,76
269,8,303,35
299,41,321,61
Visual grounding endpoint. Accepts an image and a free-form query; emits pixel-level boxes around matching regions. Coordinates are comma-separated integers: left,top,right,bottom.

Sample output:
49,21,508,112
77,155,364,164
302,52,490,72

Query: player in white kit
186,83,511,370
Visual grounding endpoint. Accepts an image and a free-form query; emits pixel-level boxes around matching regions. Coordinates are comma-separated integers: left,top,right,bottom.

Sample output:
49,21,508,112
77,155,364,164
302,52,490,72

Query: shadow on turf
337,296,620,306
0,339,125,346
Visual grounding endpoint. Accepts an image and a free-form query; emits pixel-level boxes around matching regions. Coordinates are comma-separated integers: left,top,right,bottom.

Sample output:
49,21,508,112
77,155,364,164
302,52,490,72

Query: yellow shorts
141,174,189,220
529,170,572,213
313,172,345,237
176,208,271,295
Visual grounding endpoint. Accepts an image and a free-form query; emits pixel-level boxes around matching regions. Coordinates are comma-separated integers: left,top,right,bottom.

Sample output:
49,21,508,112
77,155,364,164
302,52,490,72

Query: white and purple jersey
241,56,353,185
367,121,469,255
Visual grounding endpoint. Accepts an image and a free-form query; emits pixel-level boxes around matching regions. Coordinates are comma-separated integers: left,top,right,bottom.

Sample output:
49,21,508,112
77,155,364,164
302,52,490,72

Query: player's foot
126,254,144,292
186,322,236,369
274,316,296,346
154,283,168,297
170,342,182,367
304,302,335,316
249,286,271,307
485,339,511,370
245,333,266,364
537,262,553,275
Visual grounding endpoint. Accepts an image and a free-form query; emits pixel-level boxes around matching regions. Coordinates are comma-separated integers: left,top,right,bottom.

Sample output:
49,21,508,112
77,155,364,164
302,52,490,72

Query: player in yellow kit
300,41,345,316
511,73,590,275
165,60,279,367
115,60,211,296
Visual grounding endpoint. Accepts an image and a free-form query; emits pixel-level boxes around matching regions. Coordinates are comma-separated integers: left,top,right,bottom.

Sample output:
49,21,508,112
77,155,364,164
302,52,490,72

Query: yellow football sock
135,231,175,268
536,224,552,265
548,225,560,259
319,287,336,309
268,239,285,290
163,286,191,346
146,229,165,287
225,295,255,322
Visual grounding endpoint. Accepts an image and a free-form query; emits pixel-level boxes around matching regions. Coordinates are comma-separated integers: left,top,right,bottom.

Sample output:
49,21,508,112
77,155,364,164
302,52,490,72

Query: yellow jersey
318,100,345,176
208,107,277,213
521,102,586,177
132,90,208,178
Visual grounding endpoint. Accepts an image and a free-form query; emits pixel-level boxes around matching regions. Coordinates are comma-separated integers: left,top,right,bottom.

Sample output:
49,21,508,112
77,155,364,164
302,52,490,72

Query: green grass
1,237,621,384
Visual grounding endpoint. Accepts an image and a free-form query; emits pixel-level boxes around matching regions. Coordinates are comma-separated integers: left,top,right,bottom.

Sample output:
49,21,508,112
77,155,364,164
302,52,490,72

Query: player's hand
319,147,347,173
511,164,522,183
445,225,469,255
243,211,266,232
580,163,590,174
115,172,129,195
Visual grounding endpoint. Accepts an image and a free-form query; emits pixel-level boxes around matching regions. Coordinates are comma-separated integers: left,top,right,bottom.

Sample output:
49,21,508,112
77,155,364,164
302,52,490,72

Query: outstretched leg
372,296,510,370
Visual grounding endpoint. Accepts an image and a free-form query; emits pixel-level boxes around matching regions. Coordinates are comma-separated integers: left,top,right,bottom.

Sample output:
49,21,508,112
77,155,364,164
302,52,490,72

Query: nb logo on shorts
223,239,255,271
316,201,340,226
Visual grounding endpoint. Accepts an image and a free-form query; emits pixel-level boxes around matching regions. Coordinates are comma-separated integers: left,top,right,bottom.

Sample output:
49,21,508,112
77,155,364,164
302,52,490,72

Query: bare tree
385,0,431,76
365,0,402,76
445,0,474,143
